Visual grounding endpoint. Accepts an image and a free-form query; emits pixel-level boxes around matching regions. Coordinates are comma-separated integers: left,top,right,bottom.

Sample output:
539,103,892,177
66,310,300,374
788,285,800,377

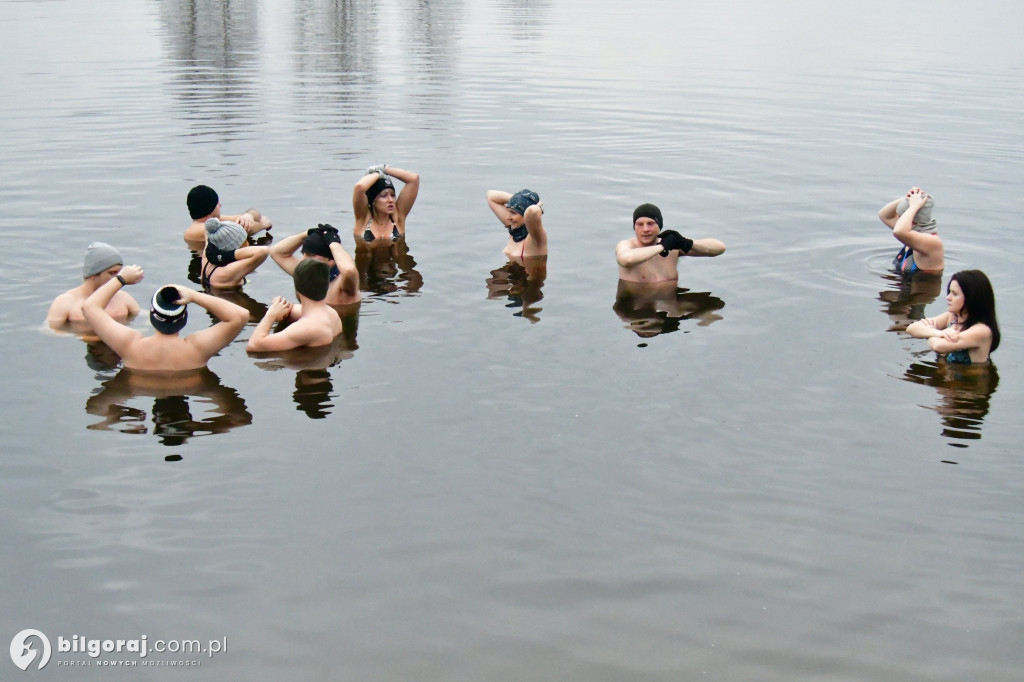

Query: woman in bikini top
351,163,420,244
905,270,1000,365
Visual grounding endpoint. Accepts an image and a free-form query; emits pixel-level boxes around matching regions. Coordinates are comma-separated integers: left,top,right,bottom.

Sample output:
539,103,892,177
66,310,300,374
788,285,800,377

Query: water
2,0,1023,679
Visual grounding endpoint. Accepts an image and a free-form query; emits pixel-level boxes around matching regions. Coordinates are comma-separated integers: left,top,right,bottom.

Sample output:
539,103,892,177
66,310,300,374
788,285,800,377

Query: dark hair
950,269,1000,353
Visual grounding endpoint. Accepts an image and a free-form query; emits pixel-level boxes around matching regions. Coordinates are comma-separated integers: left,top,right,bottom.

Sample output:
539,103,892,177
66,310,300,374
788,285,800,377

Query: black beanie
632,203,663,229
187,185,219,219
293,258,330,301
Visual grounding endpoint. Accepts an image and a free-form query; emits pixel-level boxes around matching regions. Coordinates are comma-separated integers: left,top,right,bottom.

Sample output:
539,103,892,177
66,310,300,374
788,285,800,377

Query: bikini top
363,217,400,242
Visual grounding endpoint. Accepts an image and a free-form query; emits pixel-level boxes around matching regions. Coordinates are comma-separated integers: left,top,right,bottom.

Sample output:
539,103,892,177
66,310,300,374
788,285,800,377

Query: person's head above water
205,218,248,252
896,194,936,233
150,285,188,335
294,258,330,302
506,190,540,216
82,242,123,279
187,185,220,220
632,203,663,230
366,175,396,208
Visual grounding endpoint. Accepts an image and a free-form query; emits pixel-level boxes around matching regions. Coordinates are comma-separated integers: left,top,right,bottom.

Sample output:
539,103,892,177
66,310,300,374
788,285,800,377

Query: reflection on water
356,239,422,297
250,307,359,418
485,258,546,323
614,280,725,338
203,286,270,326
901,358,1000,450
85,366,252,445
877,271,942,332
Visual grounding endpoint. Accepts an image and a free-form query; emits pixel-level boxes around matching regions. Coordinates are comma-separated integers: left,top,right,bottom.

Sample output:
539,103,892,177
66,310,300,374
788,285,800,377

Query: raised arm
352,173,378,231
523,203,547,248
878,197,901,229
82,265,146,356
616,240,663,268
177,288,249,360
383,165,420,219
329,241,360,300
269,231,307,275
486,190,514,223
891,188,940,256
246,297,314,352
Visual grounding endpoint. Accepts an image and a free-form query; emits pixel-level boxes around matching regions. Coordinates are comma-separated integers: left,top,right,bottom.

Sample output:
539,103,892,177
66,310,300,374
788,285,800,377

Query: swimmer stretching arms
247,259,342,352
616,203,725,283
185,184,272,243
48,242,140,330
486,189,547,259
269,224,360,306
878,187,943,275
82,267,249,371
352,163,420,243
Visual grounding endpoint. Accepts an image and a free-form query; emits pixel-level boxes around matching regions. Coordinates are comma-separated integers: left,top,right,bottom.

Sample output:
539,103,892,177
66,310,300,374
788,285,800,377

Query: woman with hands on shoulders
906,270,1000,365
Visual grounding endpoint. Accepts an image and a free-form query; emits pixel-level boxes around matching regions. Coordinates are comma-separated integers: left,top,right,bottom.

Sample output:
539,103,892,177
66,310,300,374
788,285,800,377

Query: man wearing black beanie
616,203,725,283
184,184,273,244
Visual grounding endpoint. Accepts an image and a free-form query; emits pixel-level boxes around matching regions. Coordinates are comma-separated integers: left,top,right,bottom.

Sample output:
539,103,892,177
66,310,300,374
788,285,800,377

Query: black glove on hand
658,229,694,256
315,223,342,245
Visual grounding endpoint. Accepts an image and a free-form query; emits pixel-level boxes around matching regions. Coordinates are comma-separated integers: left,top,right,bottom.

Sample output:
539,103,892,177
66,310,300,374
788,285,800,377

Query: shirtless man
616,203,726,283
247,259,342,352
82,266,250,371
48,242,140,330
485,189,547,259
184,184,272,244
878,187,943,275
269,224,360,306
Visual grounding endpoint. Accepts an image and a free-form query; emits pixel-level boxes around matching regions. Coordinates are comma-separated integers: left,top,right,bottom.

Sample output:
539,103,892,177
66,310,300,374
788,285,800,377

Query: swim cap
506,189,540,215
150,286,188,335
633,203,663,229
301,231,333,259
896,195,937,233
205,218,247,252
293,258,330,301
82,242,123,278
366,175,396,205
187,185,219,219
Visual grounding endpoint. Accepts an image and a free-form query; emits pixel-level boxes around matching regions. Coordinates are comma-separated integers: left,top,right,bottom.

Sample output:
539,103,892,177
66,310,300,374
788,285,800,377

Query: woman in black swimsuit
351,163,420,243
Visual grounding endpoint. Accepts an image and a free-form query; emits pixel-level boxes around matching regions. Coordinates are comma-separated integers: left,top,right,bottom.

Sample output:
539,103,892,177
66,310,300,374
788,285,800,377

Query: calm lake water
2,0,1023,679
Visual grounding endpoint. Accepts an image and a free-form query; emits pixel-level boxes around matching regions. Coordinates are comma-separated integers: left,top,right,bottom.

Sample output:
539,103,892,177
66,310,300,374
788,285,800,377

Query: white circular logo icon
10,630,51,671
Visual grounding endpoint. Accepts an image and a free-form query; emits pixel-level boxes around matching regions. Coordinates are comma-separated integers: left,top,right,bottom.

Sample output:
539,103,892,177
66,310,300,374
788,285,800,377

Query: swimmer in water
184,184,272,244
247,259,343,352
485,189,547,259
269,224,360,306
200,218,270,289
82,268,250,371
878,187,943,275
616,203,726,283
352,163,420,243
48,242,140,330
906,269,1000,365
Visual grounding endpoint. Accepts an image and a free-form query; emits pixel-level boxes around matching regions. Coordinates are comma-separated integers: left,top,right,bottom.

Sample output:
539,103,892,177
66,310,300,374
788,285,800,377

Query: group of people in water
47,167,1000,372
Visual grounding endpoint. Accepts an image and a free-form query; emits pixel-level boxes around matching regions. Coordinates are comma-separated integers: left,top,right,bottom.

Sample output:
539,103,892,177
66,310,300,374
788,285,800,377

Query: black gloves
309,223,341,245
658,229,694,256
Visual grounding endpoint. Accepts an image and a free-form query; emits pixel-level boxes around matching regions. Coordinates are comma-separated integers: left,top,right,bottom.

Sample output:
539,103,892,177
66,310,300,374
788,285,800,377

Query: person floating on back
48,242,140,330
878,187,943,275
616,203,726,283
82,267,249,371
247,259,343,352
201,217,270,289
185,184,272,243
486,189,547,260
269,223,360,306
352,163,420,243
905,269,1000,365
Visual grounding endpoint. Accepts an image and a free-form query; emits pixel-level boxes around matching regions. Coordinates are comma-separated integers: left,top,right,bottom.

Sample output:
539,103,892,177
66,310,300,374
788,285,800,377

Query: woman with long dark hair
906,270,1000,364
